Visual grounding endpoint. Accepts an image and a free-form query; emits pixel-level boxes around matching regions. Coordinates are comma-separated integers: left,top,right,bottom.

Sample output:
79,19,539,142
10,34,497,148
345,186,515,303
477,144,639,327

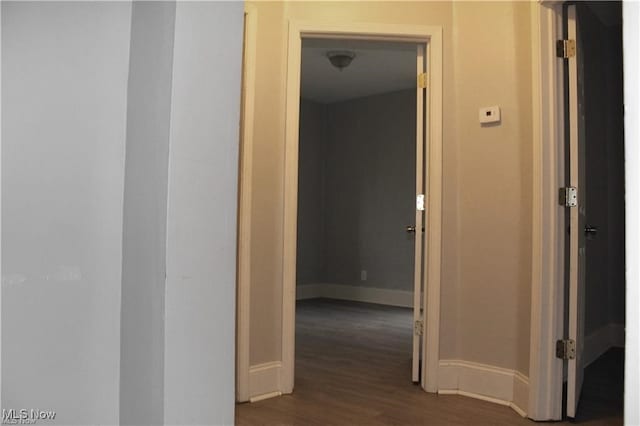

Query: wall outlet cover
479,106,501,124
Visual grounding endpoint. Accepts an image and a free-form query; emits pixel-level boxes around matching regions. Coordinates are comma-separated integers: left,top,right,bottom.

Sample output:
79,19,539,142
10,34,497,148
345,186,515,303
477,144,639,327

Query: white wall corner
528,0,567,421
438,360,529,418
248,361,283,402
624,3,640,425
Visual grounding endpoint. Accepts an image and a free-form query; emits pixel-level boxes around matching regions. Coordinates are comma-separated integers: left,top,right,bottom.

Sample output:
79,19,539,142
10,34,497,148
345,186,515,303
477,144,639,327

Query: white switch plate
479,106,501,124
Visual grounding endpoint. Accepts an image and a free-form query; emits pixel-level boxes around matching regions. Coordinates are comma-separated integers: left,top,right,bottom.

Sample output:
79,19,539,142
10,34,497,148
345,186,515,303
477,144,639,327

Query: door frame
529,0,566,421
281,20,443,394
236,4,257,403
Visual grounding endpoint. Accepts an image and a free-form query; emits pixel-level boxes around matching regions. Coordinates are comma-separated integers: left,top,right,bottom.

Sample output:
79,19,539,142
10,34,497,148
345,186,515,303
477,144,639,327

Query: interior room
2,1,640,425
295,38,418,401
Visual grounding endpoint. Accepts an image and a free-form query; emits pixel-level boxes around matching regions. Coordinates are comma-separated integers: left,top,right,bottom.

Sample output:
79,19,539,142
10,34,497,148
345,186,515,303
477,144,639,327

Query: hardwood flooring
236,299,623,425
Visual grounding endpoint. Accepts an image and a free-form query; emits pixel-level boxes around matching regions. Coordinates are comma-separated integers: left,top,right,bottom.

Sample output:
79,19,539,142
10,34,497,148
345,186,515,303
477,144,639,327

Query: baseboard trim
296,283,414,308
438,360,529,417
512,371,529,417
510,401,527,418
584,323,625,367
439,389,508,405
248,361,282,401
296,283,324,300
249,391,282,403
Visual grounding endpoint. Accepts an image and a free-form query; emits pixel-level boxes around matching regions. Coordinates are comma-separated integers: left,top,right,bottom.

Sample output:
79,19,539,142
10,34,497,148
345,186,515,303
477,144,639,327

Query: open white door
411,45,426,383
566,4,587,418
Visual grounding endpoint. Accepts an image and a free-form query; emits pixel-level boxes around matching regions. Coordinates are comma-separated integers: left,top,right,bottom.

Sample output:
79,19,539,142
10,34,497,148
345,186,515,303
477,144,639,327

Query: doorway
530,1,625,421
280,21,443,395
563,1,625,420
296,38,420,387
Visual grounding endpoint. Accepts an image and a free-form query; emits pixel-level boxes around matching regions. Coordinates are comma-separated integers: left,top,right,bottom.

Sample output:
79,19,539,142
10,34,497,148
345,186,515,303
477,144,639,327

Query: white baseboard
296,283,414,308
248,361,282,402
512,372,529,417
438,360,529,417
249,391,282,403
584,323,625,367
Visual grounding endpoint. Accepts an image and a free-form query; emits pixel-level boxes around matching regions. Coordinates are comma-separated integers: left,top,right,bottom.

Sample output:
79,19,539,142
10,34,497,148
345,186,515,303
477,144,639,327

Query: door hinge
417,73,427,89
556,39,576,58
414,320,424,336
556,339,576,360
559,186,578,207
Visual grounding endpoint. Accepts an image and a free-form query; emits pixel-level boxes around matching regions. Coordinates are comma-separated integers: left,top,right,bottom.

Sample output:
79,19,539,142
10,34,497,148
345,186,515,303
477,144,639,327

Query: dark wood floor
236,299,623,425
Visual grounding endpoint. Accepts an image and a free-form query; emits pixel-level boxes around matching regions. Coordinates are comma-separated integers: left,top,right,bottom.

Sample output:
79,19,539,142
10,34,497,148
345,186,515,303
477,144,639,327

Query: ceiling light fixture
327,51,356,71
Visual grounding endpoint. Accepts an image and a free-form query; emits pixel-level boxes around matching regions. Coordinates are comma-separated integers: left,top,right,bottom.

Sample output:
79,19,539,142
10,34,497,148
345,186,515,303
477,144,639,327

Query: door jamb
236,4,257,403
529,1,566,420
281,20,443,394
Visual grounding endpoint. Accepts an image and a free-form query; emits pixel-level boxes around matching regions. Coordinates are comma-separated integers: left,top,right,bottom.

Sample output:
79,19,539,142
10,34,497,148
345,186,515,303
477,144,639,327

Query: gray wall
297,100,327,285
163,2,242,424
2,2,132,423
297,90,415,291
580,3,626,337
119,2,175,425
603,20,625,327
2,2,243,424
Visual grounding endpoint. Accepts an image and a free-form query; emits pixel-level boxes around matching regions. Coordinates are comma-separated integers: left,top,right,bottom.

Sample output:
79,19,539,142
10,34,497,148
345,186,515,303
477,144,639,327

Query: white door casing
236,5,258,402
412,45,426,383
279,21,443,395
528,1,566,420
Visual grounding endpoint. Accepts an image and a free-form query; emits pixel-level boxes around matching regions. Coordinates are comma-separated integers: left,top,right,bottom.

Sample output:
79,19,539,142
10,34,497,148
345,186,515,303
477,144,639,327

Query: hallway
237,299,614,425
236,299,623,425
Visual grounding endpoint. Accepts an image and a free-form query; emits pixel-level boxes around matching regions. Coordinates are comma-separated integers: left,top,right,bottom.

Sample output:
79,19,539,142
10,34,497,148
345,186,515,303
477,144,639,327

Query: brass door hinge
556,39,576,58
417,73,427,89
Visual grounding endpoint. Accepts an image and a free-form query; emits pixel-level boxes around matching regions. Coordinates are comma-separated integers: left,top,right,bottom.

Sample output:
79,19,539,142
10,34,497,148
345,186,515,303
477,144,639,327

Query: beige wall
451,1,532,374
248,1,288,366
246,1,533,376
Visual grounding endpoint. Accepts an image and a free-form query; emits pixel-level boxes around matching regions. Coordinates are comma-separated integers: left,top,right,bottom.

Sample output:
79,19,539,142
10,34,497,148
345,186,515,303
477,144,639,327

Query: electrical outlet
360,270,367,281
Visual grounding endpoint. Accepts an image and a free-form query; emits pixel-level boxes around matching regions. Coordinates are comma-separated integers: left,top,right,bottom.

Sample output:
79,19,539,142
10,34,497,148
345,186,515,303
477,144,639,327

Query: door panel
566,4,586,418
412,45,426,383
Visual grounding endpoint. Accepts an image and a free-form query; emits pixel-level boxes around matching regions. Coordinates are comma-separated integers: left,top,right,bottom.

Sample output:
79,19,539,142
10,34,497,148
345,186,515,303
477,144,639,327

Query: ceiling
301,38,418,104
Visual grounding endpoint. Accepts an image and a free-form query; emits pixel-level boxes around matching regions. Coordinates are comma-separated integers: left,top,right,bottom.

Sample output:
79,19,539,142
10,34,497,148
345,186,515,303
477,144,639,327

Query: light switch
479,106,501,124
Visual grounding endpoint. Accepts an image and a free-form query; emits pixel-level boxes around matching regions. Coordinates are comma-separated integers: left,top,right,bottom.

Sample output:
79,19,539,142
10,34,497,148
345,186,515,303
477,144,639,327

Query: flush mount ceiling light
326,50,356,71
